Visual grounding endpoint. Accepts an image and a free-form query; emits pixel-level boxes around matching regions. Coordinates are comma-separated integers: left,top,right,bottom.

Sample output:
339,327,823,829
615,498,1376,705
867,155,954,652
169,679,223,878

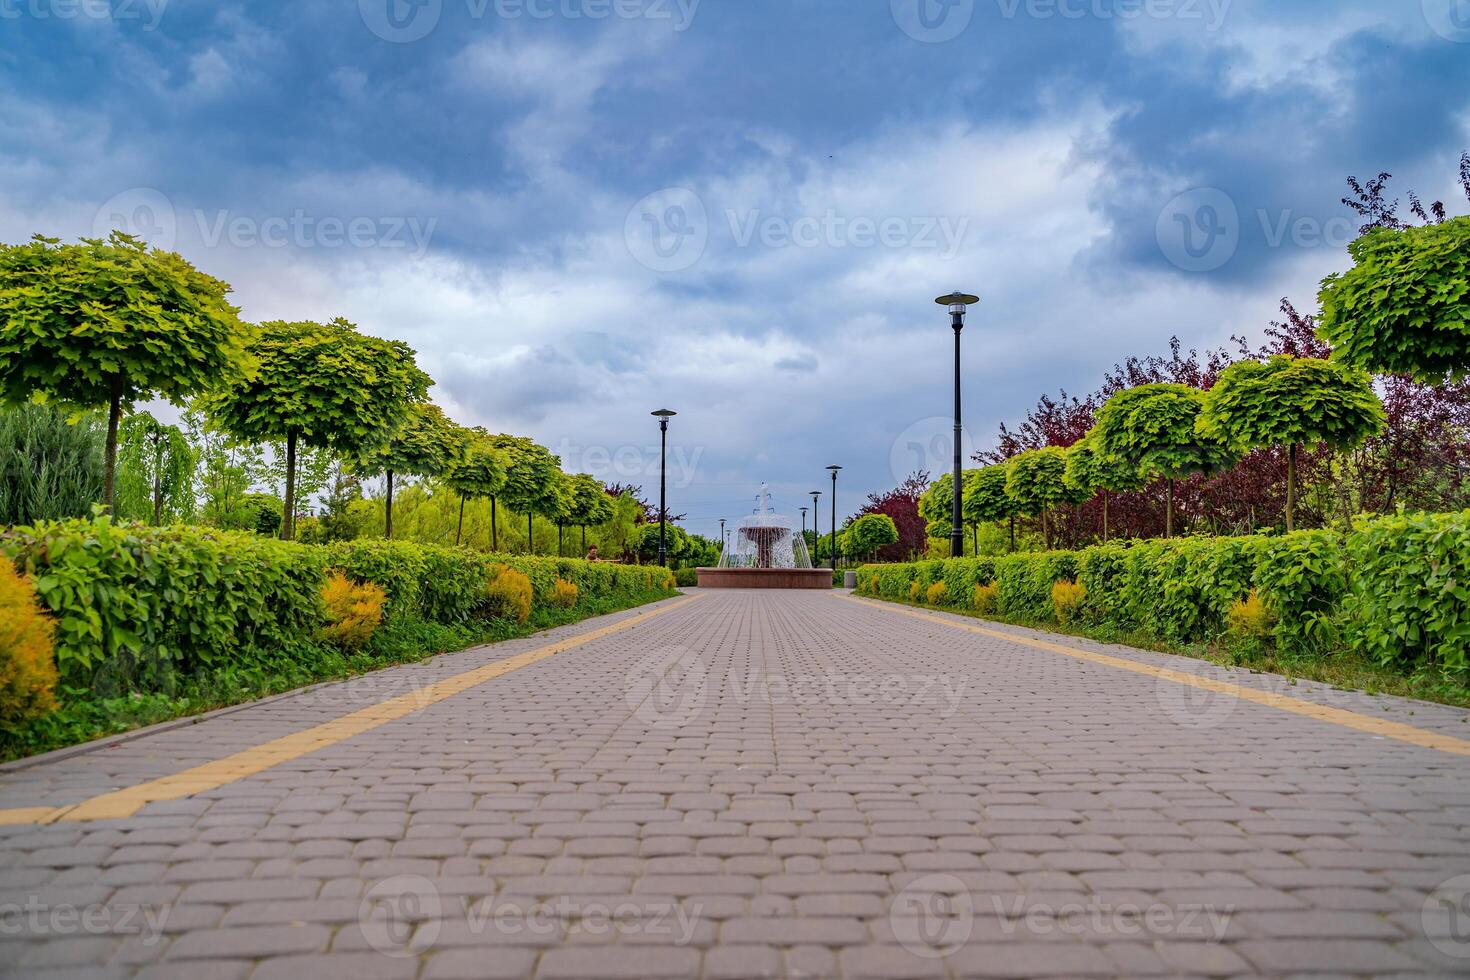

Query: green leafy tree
185,407,266,529
1317,217,1470,383
1091,383,1235,537
918,472,955,545
0,233,249,508
115,411,195,525
963,464,1019,552
201,317,430,540
1063,435,1144,542
1198,354,1386,530
0,402,105,524
490,434,562,553
844,513,899,562
566,473,615,556
444,433,507,547
353,402,464,539
1004,447,1072,549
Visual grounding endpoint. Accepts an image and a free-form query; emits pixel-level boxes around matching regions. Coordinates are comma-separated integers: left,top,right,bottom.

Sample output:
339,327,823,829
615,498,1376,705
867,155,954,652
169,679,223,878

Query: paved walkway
3,590,1470,978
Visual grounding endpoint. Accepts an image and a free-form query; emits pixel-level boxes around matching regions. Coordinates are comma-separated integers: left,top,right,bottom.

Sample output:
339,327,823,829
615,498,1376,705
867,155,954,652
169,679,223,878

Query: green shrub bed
856,510,1470,686
1,515,677,759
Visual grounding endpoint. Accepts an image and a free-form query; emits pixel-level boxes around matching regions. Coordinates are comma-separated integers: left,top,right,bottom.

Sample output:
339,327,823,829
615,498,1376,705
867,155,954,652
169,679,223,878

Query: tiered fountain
697,485,832,589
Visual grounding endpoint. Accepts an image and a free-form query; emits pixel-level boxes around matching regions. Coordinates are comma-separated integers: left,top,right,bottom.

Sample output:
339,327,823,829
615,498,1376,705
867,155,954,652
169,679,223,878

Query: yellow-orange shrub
909,580,923,602
484,565,533,624
1051,579,1087,625
0,562,59,723
926,581,948,605
973,582,1000,616
1226,589,1275,652
550,578,579,609
320,572,386,652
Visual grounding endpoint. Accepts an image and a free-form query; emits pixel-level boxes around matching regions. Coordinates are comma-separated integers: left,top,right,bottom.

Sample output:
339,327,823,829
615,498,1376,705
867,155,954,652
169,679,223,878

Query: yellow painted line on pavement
837,593,1470,758
1,595,704,826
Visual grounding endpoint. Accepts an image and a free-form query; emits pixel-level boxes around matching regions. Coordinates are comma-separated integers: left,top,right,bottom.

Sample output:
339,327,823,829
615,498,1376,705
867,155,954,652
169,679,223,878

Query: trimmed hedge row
1,515,677,694
857,510,1470,681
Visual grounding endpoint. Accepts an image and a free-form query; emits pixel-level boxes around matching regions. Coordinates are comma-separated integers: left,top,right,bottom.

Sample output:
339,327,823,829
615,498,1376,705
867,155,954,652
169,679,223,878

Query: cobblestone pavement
3,589,1470,979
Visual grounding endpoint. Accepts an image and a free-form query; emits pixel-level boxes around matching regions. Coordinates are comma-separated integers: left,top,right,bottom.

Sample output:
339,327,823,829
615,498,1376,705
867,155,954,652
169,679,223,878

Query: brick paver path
3,589,1470,978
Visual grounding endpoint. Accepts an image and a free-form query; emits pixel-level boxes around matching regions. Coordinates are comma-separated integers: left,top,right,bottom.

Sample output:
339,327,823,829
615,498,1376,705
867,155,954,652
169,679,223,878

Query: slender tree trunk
1102,490,1110,543
151,433,164,525
1285,443,1298,532
1042,511,1052,551
528,511,534,555
972,524,978,554
1165,479,1175,537
282,431,298,541
581,525,587,555
102,376,123,511
456,495,466,546
385,470,395,539
491,497,498,551
1008,515,1016,553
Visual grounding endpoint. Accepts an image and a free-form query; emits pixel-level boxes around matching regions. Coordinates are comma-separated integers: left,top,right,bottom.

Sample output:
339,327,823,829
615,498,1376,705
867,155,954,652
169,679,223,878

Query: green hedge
2,516,677,697
856,511,1470,682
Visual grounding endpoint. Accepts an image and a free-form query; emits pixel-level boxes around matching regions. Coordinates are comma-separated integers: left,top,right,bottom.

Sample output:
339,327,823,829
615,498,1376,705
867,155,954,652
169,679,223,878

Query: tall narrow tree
1197,355,1385,530
962,464,1018,552
0,233,248,508
353,403,464,539
1004,447,1072,550
444,433,508,547
202,318,430,540
491,435,562,554
115,412,195,525
1091,384,1234,537
566,473,615,556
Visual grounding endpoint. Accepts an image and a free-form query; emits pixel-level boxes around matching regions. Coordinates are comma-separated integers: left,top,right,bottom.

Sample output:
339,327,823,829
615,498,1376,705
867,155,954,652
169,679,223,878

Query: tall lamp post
935,291,979,558
826,465,842,570
799,506,808,543
810,490,822,566
652,409,676,567
718,518,726,561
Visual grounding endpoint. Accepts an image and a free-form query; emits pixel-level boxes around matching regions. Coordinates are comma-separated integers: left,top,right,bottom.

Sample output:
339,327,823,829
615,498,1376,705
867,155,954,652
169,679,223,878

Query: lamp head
935,291,980,317
651,409,677,418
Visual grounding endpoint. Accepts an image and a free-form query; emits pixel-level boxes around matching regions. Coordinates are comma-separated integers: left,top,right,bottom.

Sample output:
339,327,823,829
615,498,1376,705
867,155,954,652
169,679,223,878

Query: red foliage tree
858,470,930,561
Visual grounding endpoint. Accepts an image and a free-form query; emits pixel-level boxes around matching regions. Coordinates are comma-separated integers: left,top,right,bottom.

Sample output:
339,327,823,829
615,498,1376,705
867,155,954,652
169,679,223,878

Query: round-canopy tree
489,435,562,554
0,233,247,508
203,317,431,540
1063,434,1144,542
844,513,899,562
566,473,614,556
1197,354,1385,530
963,464,1018,552
444,433,507,547
918,472,955,547
353,402,463,539
1004,447,1072,550
1091,383,1234,537
115,411,195,525
1317,216,1470,383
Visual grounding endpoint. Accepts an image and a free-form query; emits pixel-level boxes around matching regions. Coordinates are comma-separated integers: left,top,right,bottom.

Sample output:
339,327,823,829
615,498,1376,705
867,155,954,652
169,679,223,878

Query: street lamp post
826,465,842,570
651,410,676,567
810,490,822,565
799,506,808,543
935,291,979,559
718,518,726,561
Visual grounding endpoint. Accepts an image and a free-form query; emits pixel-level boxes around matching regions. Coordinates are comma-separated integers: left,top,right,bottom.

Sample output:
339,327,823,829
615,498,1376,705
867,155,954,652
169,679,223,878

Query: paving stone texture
3,589,1470,978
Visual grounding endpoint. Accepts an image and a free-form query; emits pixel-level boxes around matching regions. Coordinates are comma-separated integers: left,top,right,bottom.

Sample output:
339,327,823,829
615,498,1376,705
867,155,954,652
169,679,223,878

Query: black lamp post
935,291,979,558
652,409,676,566
810,490,822,565
826,465,842,569
799,506,808,542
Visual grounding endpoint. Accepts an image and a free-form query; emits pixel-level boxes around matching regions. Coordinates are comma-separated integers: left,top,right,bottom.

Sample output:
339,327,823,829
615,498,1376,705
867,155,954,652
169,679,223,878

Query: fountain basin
696,567,833,590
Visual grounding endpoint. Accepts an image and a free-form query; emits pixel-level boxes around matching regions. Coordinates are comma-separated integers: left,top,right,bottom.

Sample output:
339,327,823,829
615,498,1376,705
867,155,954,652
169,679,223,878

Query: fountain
697,485,832,589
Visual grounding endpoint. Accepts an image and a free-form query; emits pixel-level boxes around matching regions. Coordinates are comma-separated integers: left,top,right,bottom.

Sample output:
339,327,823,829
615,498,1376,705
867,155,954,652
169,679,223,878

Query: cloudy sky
4,0,1468,538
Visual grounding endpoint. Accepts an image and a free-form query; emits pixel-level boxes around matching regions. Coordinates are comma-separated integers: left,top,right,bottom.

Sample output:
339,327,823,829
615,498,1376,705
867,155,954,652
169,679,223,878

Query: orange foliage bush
0,562,59,724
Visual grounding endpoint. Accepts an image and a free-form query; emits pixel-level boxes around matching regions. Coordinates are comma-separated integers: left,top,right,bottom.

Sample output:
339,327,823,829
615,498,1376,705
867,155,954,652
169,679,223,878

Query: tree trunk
456,495,466,547
385,470,395,540
558,525,564,556
1285,443,1298,532
1163,479,1175,537
581,525,587,555
102,376,123,511
1008,515,1016,553
151,432,164,525
491,497,498,551
1102,490,1110,543
971,524,978,554
528,511,534,555
1042,511,1051,550
282,431,298,541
